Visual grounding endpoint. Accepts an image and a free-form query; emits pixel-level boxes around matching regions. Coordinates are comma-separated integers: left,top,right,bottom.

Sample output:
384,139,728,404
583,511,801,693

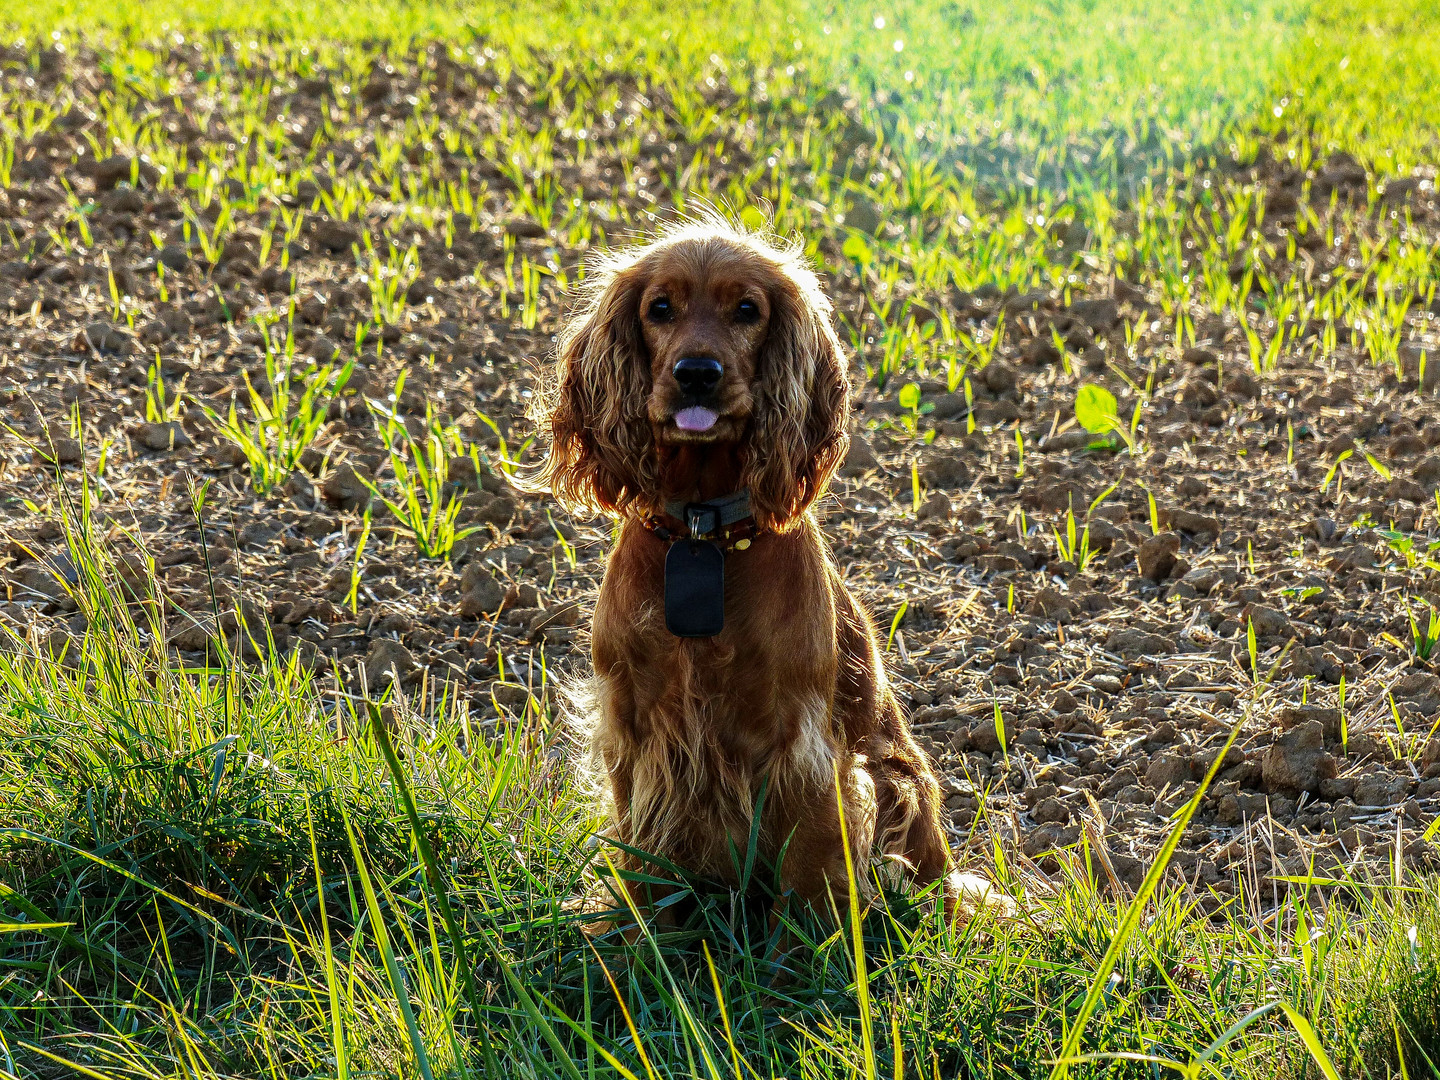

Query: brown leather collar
637,489,767,552
638,513,766,552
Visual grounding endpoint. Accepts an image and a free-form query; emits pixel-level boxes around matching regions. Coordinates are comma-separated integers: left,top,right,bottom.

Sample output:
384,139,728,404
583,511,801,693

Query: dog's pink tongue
674,406,718,433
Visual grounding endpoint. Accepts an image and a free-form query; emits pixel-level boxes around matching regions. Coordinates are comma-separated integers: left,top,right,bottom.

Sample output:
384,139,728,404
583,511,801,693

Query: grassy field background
1,0,1439,1076
10,0,1440,169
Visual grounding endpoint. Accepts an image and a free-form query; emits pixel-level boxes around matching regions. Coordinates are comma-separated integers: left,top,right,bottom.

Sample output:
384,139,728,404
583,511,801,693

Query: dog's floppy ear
742,262,851,531
534,263,656,515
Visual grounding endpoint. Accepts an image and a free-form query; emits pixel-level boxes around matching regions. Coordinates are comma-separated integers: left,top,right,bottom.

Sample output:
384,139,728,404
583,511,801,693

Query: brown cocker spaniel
535,218,1003,923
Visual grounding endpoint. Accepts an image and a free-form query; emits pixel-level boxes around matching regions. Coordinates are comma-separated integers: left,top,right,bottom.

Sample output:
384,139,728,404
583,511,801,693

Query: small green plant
346,505,374,614
144,354,185,423
1244,324,1283,373
1140,484,1161,535
1321,448,1353,495
362,237,420,326
471,411,531,483
993,699,1008,767
886,598,908,651
105,258,123,321
184,202,232,266
897,380,931,434
1379,528,1416,567
62,188,95,249
952,314,1006,392
519,254,544,330
1048,323,1073,376
546,511,577,570
1053,506,1095,571
1339,673,1349,754
1376,528,1440,571
364,375,484,559
1408,601,1440,661
198,353,353,493
1074,383,1136,452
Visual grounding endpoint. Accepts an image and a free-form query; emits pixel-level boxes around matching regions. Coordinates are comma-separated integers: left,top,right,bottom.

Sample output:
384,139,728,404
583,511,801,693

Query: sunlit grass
2,473,1438,1077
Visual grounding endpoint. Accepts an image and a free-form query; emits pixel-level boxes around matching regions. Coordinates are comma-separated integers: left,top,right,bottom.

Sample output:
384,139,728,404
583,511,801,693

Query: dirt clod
366,638,417,690
1262,722,1337,795
459,563,506,618
322,464,373,511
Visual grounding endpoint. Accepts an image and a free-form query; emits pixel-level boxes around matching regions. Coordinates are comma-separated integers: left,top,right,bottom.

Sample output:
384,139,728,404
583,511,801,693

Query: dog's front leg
773,762,879,914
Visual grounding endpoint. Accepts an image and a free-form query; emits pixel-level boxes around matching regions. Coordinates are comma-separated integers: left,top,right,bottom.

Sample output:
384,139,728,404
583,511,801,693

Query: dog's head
535,220,850,531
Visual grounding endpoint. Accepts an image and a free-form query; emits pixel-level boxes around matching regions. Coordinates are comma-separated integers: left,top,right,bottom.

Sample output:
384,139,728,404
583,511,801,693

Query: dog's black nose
672,355,723,397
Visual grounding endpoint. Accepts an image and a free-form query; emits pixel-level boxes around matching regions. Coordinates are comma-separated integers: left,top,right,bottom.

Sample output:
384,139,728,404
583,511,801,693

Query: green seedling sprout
1408,602,1440,661
1053,505,1095,572
197,353,353,493
897,380,928,435
1143,486,1161,535
346,505,373,614
1074,383,1135,452
1245,617,1260,683
993,699,1008,767
1321,449,1353,495
144,354,184,424
106,260,122,321
1339,674,1349,755
1378,529,1417,569
362,379,484,560
547,511,577,569
886,599,908,652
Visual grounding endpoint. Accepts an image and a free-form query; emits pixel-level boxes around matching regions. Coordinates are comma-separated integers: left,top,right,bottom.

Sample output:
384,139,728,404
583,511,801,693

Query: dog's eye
735,299,760,324
647,297,672,322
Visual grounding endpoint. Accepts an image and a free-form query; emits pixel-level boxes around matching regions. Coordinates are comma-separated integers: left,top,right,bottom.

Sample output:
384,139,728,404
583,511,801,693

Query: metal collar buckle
684,502,722,538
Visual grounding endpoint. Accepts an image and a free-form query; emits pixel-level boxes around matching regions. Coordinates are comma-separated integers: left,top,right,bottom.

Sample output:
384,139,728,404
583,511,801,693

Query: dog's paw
945,870,1017,921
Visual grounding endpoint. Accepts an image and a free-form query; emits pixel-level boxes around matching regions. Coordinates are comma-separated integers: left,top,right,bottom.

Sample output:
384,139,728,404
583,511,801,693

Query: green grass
196,346,353,494
3,0,1440,1074
362,376,487,560
9,0,1436,175
2,476,1439,1076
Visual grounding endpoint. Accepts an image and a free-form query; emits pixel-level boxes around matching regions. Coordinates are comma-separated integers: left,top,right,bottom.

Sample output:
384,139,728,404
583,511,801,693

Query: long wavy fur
529,216,850,530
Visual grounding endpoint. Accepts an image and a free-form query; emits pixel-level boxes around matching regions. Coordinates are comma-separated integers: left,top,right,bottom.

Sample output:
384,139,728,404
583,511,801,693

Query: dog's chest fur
588,531,841,876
